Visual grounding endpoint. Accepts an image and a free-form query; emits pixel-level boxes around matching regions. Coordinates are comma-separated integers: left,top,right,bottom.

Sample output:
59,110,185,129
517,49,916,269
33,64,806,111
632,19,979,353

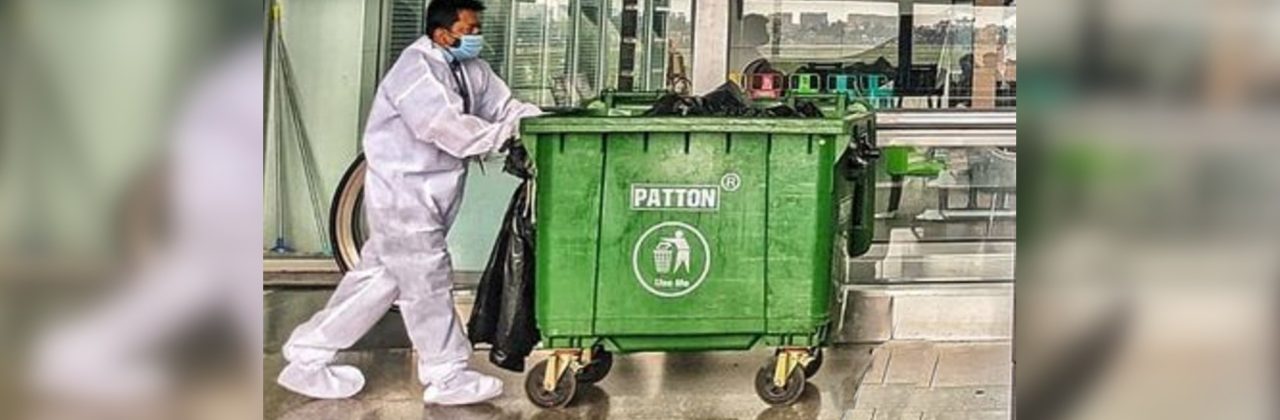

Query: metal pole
538,2,553,105
505,0,518,79
264,0,275,162
567,0,582,104
270,7,291,253
596,0,608,92
640,0,653,89
898,0,915,109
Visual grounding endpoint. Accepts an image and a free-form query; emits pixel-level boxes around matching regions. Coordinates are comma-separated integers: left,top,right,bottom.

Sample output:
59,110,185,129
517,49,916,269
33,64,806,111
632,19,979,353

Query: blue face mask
446,34,484,62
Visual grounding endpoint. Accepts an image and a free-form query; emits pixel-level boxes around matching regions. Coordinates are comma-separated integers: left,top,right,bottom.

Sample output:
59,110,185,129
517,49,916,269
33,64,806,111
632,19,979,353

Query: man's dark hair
426,0,486,35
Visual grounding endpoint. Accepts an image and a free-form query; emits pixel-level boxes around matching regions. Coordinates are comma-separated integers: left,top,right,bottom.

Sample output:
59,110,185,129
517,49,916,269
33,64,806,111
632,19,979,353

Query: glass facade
731,0,1016,110
375,0,694,108
372,0,1016,250
724,1,1017,287
266,0,1015,267
484,0,694,107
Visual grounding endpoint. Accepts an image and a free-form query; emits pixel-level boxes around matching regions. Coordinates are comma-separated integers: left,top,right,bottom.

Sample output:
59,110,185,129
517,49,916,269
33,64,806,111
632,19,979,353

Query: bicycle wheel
329,154,368,272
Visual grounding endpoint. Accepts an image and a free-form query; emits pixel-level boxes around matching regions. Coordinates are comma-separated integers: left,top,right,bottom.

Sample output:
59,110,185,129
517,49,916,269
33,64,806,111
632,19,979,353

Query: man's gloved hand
498,137,522,154
500,137,532,179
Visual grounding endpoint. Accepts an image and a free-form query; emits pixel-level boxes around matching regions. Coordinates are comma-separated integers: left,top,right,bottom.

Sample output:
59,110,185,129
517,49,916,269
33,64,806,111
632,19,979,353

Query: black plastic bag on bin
467,139,540,372
643,82,824,118
700,81,754,115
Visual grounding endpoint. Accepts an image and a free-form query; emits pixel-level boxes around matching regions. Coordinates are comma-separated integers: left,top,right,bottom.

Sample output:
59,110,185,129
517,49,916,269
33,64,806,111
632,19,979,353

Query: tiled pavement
263,337,1011,419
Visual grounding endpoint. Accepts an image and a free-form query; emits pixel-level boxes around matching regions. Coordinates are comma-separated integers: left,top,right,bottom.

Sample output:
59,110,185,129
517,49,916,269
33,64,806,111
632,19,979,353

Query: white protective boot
421,369,504,405
276,363,367,399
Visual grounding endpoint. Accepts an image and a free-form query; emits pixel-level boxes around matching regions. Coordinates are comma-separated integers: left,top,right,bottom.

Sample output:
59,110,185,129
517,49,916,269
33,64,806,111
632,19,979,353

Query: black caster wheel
525,359,577,408
802,348,823,378
754,362,806,406
576,347,613,384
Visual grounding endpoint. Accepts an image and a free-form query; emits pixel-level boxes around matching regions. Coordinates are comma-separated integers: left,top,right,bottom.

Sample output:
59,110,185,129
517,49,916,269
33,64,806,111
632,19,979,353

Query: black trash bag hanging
467,140,540,372
643,82,824,118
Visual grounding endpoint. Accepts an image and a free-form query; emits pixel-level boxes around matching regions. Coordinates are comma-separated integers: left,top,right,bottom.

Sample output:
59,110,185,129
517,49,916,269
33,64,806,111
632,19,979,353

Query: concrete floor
264,341,1010,420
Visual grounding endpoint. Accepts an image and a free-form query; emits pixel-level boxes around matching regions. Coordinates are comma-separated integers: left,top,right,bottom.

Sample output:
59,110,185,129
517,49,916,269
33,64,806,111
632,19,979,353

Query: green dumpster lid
521,114,870,135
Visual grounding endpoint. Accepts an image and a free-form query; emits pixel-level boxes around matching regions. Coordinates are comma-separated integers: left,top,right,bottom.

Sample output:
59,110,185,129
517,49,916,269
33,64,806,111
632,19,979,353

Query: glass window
384,0,427,73
506,1,572,106
480,0,694,107
732,1,899,72
730,0,1016,110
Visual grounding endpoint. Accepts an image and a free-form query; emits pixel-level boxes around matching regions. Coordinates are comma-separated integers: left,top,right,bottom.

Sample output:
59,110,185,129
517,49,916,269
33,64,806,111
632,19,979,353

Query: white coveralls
279,37,541,399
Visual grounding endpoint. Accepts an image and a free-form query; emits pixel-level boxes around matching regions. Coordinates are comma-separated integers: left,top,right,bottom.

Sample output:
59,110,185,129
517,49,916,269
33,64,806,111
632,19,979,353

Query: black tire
525,359,577,408
575,348,613,384
329,154,367,272
754,362,806,406
802,348,823,379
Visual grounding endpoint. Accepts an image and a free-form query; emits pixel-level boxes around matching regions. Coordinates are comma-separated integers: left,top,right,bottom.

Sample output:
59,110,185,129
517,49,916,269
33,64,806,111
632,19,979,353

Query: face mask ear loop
435,30,460,62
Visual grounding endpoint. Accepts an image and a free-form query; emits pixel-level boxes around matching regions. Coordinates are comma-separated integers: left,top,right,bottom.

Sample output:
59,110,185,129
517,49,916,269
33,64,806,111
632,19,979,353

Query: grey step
835,283,1013,343
848,240,1015,284
836,231,1014,343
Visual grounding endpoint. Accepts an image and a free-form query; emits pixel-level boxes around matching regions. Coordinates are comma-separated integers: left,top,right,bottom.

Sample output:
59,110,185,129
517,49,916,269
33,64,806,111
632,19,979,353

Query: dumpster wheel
575,346,613,384
525,356,578,408
801,348,824,378
755,351,808,406
755,361,806,406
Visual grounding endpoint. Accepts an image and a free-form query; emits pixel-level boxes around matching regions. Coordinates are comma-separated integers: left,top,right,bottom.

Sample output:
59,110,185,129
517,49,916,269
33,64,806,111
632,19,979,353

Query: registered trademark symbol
720,173,742,192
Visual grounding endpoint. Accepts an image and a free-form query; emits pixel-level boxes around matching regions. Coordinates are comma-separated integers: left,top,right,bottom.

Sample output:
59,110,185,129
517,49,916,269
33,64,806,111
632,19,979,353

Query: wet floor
266,345,873,420
264,340,1011,420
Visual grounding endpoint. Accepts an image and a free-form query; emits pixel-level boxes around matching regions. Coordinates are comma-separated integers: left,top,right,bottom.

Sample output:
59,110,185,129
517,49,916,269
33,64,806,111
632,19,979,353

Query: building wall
266,0,517,271
265,0,370,257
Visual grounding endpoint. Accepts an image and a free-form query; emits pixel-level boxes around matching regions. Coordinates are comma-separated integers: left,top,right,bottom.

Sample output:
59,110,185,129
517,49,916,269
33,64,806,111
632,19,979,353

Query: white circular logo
631,222,712,298
720,173,742,192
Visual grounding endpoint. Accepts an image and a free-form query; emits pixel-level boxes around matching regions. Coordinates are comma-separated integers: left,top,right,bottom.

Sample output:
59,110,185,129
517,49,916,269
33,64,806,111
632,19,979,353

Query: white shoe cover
277,363,366,399
422,370,504,406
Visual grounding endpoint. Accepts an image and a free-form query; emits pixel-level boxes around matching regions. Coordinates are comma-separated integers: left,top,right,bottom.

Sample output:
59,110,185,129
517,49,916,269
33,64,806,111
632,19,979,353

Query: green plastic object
863,74,894,109
521,98,878,354
790,73,821,94
827,74,859,100
884,146,945,177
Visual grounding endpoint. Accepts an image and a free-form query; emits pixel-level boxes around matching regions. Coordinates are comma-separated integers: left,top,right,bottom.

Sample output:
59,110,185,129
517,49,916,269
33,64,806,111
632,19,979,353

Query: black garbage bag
645,94,702,116
643,82,824,118
467,140,540,372
793,100,824,118
700,82,755,116
763,104,801,118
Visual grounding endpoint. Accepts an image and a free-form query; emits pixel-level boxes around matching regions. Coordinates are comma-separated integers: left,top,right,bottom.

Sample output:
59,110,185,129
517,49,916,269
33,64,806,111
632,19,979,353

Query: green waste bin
519,94,879,408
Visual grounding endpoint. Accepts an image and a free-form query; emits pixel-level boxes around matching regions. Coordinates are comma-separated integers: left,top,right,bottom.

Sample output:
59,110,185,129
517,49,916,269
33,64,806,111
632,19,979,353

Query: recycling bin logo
632,221,711,298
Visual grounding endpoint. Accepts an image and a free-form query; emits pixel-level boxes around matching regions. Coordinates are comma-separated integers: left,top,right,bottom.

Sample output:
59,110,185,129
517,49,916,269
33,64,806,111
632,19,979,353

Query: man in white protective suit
277,0,542,405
